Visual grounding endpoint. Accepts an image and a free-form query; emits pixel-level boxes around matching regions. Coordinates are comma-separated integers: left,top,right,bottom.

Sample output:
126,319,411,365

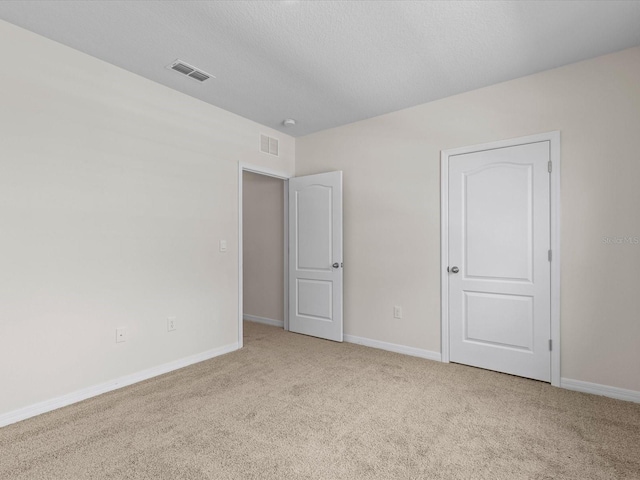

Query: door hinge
548,161,552,173
548,249,552,262
549,339,552,351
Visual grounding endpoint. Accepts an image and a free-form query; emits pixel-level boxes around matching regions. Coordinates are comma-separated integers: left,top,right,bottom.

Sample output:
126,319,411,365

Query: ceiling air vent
166,60,214,83
260,134,279,156
188,70,210,82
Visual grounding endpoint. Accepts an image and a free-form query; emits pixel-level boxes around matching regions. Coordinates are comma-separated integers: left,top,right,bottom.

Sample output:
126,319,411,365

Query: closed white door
289,171,343,342
448,141,551,381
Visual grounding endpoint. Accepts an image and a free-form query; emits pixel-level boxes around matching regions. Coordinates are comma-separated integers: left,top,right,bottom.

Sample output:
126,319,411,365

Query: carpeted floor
1,322,639,480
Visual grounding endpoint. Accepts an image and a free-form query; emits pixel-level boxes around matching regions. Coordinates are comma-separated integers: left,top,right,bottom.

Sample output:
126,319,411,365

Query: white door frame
440,131,561,386
238,163,292,349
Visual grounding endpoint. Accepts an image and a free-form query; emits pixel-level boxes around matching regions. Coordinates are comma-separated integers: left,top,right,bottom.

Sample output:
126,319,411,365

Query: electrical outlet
393,306,403,319
116,327,128,343
167,316,177,332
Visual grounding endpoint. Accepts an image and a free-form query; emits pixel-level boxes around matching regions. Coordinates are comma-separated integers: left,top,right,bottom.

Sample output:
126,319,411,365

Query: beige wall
2,15,638,421
0,20,294,417
296,46,640,392
243,172,284,322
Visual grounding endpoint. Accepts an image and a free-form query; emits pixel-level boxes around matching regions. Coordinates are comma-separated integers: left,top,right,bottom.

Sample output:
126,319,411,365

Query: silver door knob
332,263,340,268
450,266,459,274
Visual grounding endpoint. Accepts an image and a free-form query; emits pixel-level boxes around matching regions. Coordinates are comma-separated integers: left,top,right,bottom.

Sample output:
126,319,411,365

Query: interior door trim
440,131,561,386
238,163,292,350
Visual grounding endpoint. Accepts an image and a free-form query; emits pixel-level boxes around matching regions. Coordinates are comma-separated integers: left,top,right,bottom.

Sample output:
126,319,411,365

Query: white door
289,171,343,342
448,141,551,381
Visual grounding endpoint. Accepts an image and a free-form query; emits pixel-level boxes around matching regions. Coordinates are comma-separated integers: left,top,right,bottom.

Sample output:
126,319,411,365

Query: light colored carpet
1,321,639,479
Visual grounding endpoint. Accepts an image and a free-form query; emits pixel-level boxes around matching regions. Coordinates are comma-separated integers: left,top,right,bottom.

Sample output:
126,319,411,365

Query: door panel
464,292,534,351
297,279,333,320
289,171,343,342
296,185,333,271
449,142,550,381
465,164,533,281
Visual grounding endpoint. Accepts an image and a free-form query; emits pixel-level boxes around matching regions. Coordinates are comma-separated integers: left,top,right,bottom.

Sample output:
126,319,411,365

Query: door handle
449,266,459,274
332,263,340,268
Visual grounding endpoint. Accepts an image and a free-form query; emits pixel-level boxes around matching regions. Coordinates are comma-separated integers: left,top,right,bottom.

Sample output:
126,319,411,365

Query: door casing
440,132,561,386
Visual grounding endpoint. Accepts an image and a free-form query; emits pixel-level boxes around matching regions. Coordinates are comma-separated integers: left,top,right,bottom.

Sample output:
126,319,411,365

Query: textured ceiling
1,1,640,137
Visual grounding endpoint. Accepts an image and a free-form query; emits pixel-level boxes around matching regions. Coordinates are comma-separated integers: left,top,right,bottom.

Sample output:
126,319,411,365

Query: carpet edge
244,315,284,328
344,334,442,362
560,377,640,403
0,342,239,428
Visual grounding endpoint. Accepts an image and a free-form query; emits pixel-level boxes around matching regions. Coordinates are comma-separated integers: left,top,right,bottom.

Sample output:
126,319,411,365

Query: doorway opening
238,165,290,349
238,165,344,347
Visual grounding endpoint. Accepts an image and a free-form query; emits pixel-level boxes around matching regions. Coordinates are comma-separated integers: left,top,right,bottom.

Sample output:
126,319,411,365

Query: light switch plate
219,239,227,252
167,316,177,332
116,327,128,343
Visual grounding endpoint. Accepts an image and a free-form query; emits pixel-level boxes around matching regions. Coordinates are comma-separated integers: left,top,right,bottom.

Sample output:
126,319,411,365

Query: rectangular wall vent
260,134,279,156
166,60,214,83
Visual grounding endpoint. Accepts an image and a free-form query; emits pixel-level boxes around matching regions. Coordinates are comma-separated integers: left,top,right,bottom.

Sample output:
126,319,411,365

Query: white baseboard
344,334,441,362
560,378,640,403
244,314,284,328
0,342,239,428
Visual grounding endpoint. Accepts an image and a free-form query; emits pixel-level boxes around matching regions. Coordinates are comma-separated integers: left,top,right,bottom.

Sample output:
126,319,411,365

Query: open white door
289,171,343,342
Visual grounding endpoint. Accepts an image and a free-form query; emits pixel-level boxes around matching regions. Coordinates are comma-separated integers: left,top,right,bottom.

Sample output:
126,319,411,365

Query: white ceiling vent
260,134,279,156
166,59,214,83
